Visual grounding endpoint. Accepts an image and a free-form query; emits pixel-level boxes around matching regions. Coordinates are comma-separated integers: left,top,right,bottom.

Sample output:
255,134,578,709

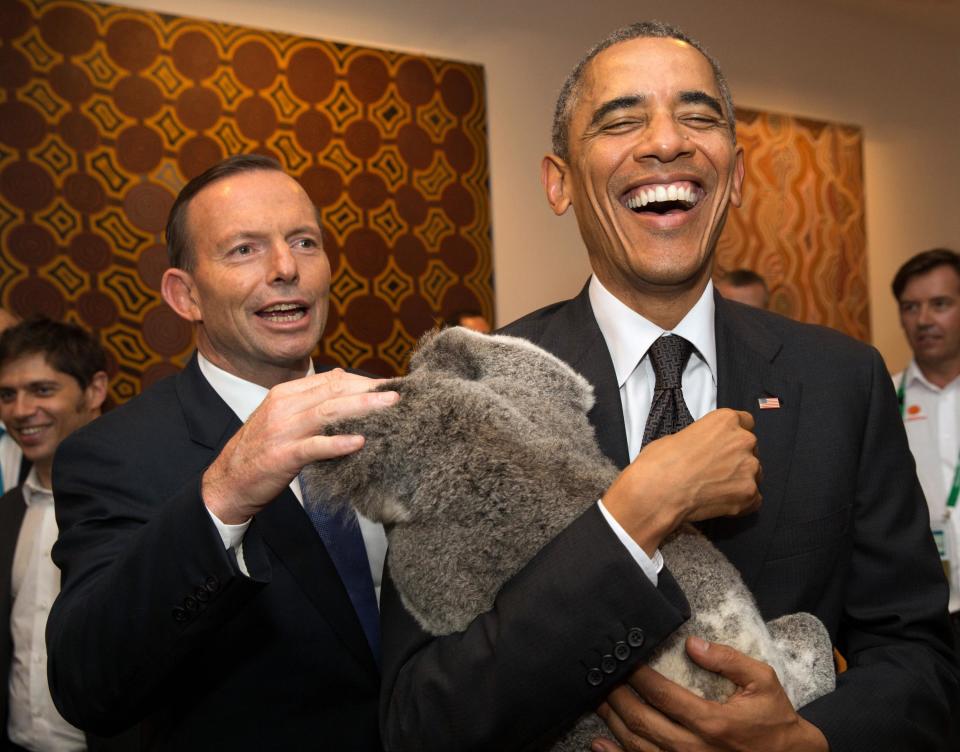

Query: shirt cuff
597,499,663,587
207,507,251,551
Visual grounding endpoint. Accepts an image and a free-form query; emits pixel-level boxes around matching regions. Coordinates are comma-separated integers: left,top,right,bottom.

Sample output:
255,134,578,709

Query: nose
11,392,37,420
916,303,935,327
634,111,693,163
269,242,299,285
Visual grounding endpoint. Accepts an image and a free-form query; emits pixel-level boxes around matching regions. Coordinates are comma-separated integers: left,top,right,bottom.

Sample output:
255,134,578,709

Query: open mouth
257,302,308,323
622,181,703,215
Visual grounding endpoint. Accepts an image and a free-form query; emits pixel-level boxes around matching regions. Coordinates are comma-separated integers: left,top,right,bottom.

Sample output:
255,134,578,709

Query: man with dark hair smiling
46,155,396,750
380,21,959,752
892,248,960,630
0,317,108,751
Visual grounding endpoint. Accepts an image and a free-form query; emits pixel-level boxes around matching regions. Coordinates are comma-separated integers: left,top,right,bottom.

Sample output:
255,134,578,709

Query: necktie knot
648,335,693,391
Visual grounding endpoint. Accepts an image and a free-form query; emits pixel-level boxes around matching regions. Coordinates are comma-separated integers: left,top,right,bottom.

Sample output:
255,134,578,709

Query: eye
0,390,13,404
293,237,319,250
233,244,254,256
680,113,723,129
33,384,56,397
600,119,642,134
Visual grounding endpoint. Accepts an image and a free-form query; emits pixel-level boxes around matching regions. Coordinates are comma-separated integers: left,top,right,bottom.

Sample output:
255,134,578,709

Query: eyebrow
588,89,725,129
589,95,645,128
678,90,724,117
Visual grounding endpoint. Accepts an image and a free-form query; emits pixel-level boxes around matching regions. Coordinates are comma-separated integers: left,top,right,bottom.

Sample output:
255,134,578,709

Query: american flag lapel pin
758,396,781,409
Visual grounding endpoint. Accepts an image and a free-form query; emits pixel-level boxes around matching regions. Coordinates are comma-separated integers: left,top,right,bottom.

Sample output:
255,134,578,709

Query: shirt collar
197,353,314,422
903,359,960,394
22,466,52,507
589,275,717,387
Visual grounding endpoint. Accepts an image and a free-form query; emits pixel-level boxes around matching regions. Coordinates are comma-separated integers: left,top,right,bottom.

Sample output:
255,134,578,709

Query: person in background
45,156,395,750
447,309,493,333
715,267,769,309
892,247,960,631
0,317,108,751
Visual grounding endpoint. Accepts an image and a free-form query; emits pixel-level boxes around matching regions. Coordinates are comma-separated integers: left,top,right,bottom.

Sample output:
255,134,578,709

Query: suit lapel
253,493,378,673
175,355,377,675
711,296,802,590
537,285,631,470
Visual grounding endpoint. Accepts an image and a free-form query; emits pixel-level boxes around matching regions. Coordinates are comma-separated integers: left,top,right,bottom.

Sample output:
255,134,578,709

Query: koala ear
408,327,484,381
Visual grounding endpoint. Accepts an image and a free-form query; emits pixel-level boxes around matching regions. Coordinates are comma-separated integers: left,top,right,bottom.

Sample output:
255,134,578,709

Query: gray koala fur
302,326,835,749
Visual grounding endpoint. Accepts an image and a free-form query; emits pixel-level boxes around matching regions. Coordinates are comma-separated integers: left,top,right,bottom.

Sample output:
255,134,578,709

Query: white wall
95,0,960,371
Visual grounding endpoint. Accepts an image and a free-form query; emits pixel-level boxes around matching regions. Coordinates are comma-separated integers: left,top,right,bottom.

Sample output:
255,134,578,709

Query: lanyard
899,372,960,515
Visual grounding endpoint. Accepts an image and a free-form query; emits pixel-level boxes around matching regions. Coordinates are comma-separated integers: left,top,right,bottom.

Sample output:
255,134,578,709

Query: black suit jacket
381,284,960,752
47,355,381,751
0,487,27,744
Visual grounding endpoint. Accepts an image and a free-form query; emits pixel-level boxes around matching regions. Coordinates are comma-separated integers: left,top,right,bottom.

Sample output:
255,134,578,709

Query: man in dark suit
0,318,108,751
46,156,398,750
380,21,959,752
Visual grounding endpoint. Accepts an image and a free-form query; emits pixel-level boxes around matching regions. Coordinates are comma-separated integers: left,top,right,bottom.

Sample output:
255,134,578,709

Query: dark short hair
446,309,487,327
0,317,107,390
891,248,960,300
552,21,736,162
165,154,286,271
721,268,767,289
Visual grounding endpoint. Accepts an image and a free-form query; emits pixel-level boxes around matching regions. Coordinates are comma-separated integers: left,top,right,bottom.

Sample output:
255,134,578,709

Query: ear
729,145,745,208
161,268,202,323
541,154,573,216
84,370,109,413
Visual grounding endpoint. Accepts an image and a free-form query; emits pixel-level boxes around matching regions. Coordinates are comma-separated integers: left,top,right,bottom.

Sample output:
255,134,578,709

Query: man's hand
602,408,762,555
593,637,829,752
202,369,398,524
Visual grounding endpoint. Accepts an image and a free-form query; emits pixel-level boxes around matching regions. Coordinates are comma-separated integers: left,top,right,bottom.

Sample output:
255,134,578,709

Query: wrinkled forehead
579,36,722,115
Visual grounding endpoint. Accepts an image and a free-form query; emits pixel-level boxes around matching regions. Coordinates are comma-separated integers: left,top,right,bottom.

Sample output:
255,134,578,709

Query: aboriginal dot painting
0,0,492,403
717,108,869,341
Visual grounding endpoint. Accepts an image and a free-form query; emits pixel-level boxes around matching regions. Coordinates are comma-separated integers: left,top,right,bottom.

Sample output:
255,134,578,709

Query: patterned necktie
299,476,381,665
641,335,695,447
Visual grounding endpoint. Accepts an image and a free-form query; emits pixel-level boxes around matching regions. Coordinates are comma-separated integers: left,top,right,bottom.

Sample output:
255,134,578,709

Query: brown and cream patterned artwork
0,0,492,403
716,108,869,342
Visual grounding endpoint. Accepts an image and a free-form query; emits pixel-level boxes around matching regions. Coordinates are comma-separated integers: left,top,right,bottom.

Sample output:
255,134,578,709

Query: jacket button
614,641,630,661
172,607,187,622
586,668,604,686
184,596,198,611
205,576,220,593
627,627,645,648
600,654,617,674
195,587,210,603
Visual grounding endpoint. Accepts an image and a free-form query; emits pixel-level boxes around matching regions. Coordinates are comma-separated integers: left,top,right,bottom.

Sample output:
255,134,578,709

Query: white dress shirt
197,355,388,600
893,362,960,612
8,468,85,751
0,424,23,494
589,276,719,585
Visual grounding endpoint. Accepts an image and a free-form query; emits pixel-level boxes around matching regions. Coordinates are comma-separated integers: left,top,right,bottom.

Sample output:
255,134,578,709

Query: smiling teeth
625,183,699,210
261,303,300,313
20,427,43,436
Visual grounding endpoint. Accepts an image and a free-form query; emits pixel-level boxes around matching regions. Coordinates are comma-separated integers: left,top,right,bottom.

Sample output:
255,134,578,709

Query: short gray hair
551,21,736,161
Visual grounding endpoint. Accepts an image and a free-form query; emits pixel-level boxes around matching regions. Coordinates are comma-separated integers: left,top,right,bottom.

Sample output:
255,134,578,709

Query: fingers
598,679,704,752
685,637,778,692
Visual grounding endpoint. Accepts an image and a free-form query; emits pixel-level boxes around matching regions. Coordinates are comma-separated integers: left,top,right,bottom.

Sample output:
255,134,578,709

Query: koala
302,326,835,750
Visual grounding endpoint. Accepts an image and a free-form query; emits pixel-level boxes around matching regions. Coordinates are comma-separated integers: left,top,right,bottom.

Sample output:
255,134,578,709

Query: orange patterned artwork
0,0,492,403
716,108,869,342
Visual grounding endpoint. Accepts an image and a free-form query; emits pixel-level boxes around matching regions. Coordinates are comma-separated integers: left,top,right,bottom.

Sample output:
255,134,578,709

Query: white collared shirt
0,423,23,493
589,276,719,586
198,355,388,600
8,468,86,751
893,362,960,612
893,362,960,523
589,276,718,460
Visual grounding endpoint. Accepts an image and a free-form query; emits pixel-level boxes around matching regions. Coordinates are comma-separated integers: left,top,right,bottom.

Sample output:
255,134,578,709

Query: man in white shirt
892,248,960,622
0,317,108,752
381,20,959,752
45,155,398,751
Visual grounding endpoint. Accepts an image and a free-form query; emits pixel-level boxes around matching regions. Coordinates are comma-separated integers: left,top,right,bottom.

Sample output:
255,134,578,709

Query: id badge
932,517,957,594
